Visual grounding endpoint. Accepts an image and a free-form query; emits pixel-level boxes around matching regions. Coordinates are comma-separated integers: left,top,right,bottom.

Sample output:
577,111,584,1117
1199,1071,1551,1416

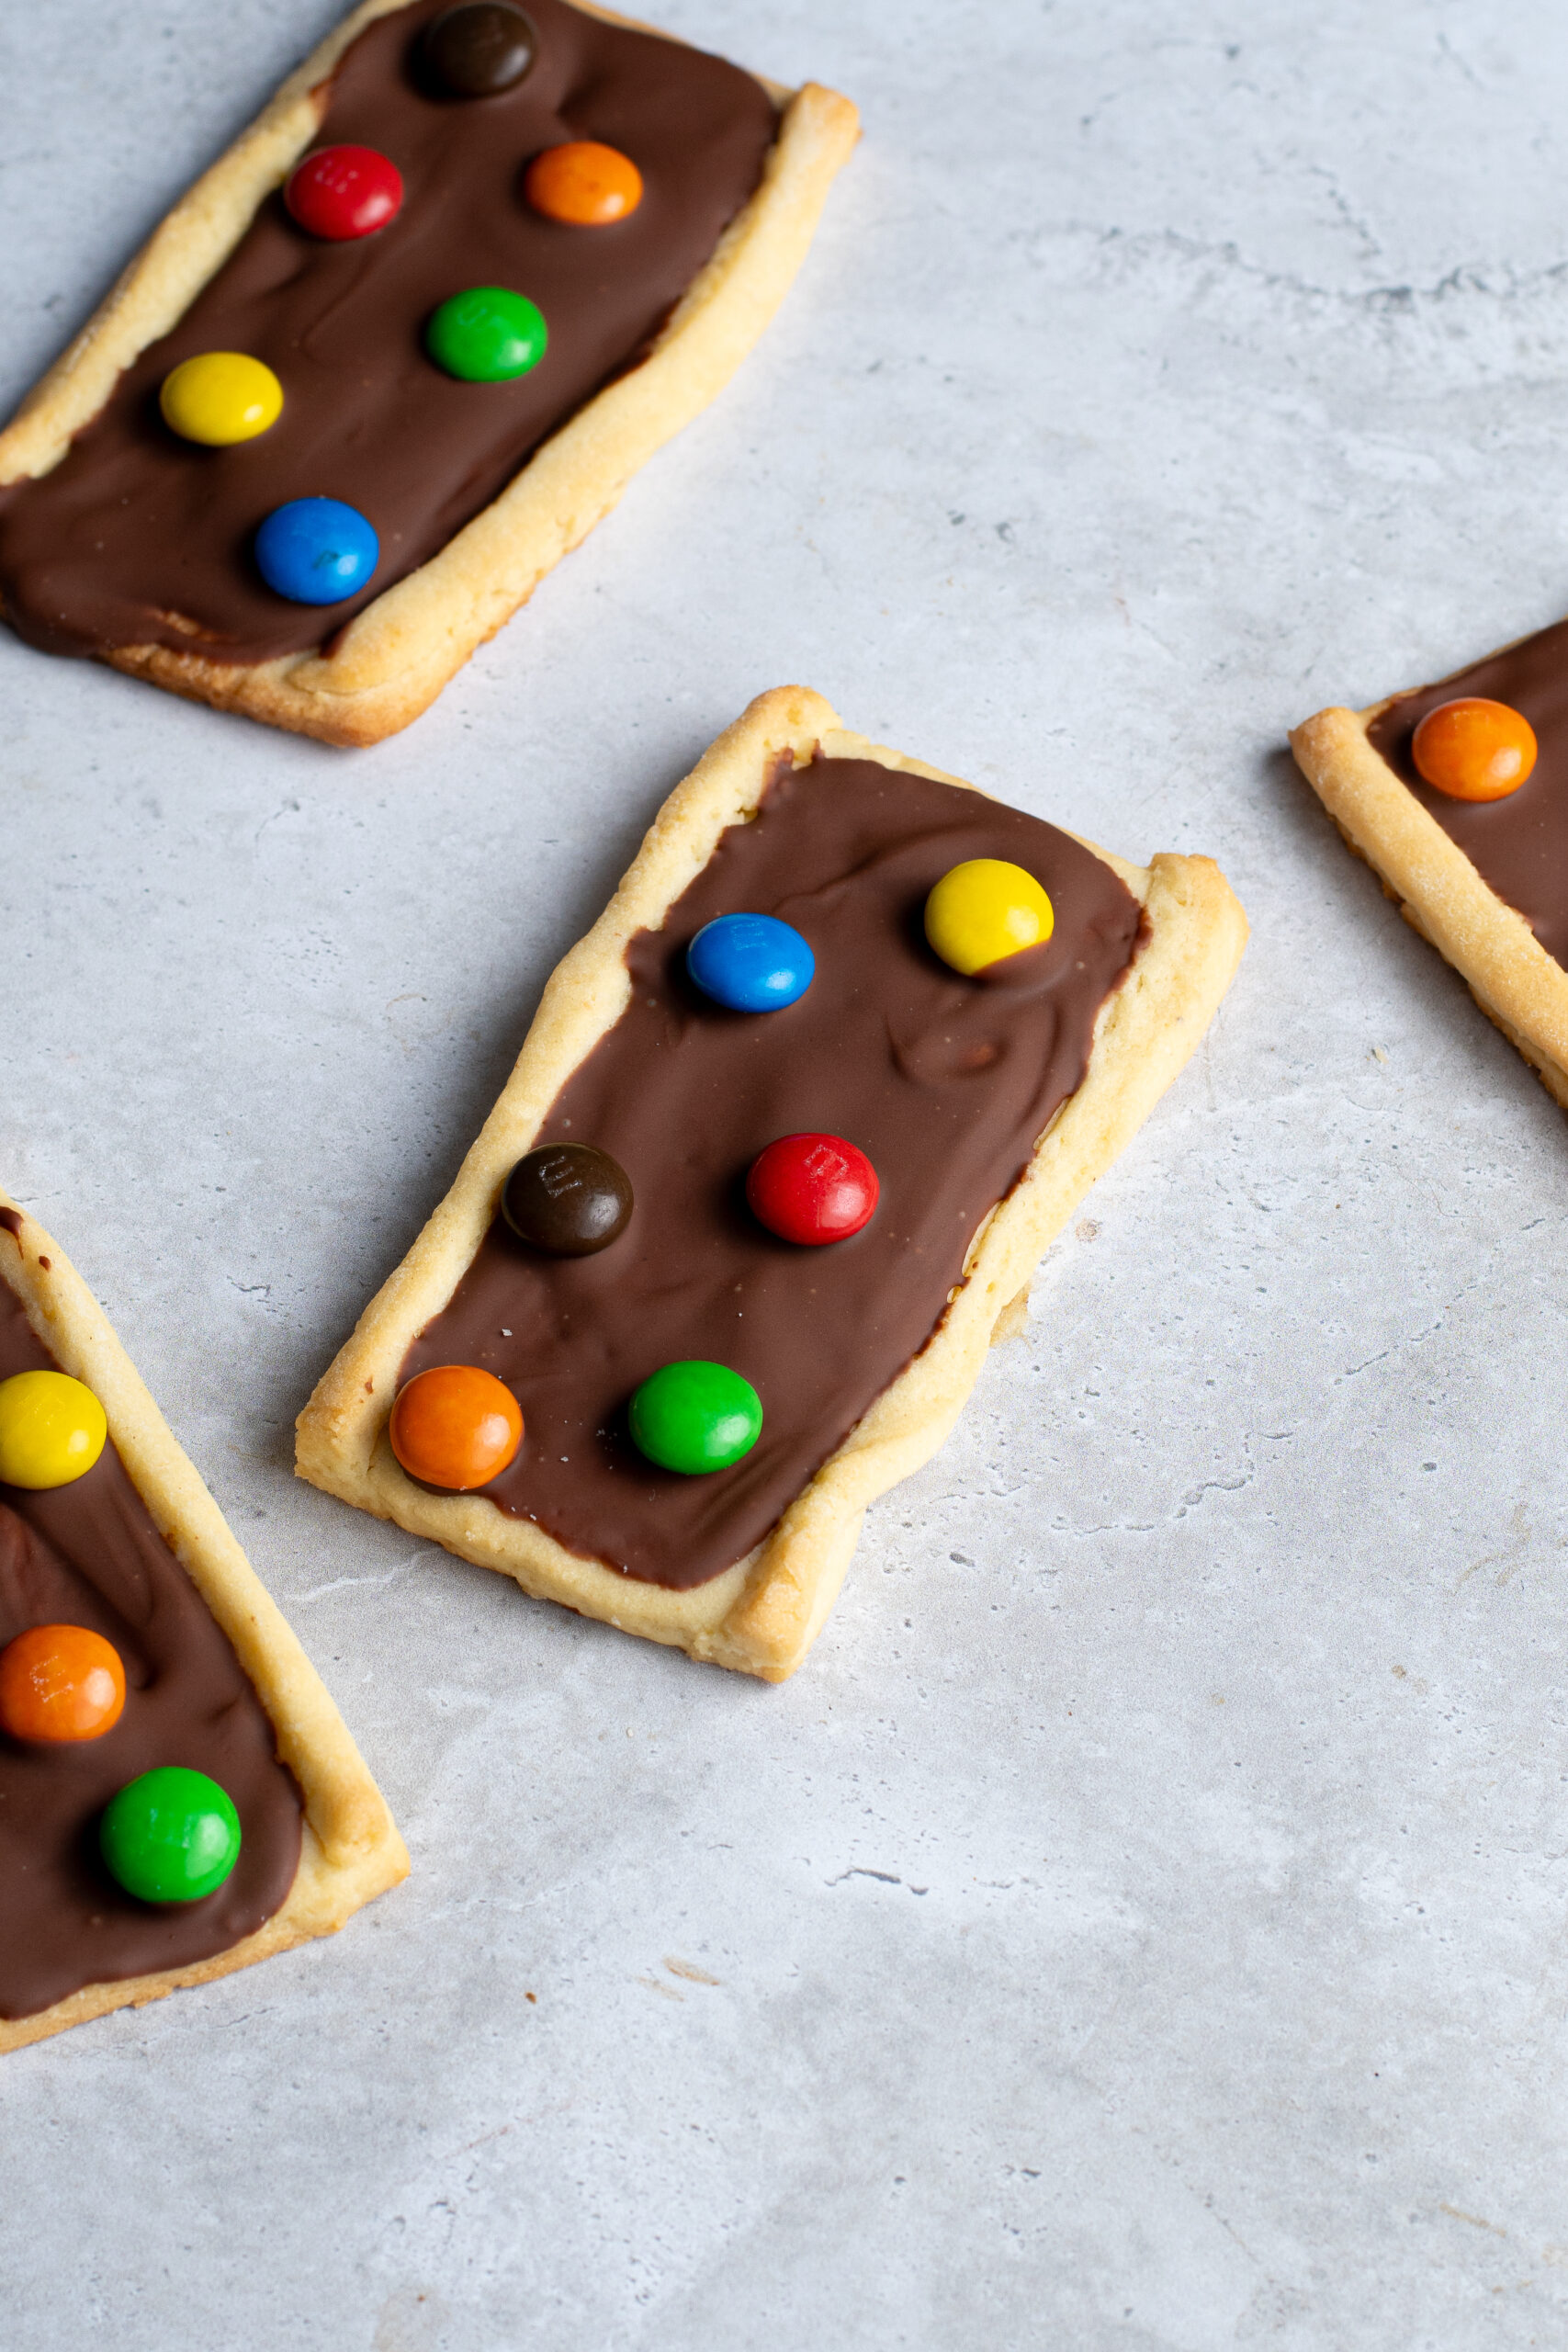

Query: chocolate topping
1367,620,1568,969
0,0,776,666
503,1143,633,1256
0,1279,301,2020
401,758,1144,1590
423,2,537,96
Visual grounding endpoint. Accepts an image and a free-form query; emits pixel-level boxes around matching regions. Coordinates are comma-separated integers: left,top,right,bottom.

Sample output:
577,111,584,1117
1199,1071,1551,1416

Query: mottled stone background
4,2,1567,2345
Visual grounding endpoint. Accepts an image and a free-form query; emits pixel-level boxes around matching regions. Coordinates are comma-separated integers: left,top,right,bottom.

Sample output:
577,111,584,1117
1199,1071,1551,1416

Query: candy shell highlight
629,1362,762,1476
389,1364,523,1490
160,352,283,447
427,288,548,382
525,141,643,226
100,1766,242,1905
1412,697,1538,803
287,143,404,241
686,914,815,1012
254,497,378,605
924,858,1054,977
0,1623,126,1744
0,1369,107,1490
747,1134,879,1246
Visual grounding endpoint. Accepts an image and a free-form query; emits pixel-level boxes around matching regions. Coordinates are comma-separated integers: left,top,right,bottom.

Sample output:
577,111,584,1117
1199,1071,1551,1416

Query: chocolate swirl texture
1368,619,1568,971
0,0,776,666
0,1283,302,2021
401,757,1144,1590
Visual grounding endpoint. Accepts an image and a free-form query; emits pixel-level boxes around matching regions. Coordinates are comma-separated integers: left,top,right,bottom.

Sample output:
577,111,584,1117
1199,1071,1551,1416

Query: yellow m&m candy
924,858,1054,977
160,352,283,447
0,1370,107,1490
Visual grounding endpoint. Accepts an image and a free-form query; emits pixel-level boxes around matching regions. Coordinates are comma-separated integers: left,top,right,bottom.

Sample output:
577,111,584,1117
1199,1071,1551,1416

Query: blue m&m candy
254,497,378,605
686,914,815,1012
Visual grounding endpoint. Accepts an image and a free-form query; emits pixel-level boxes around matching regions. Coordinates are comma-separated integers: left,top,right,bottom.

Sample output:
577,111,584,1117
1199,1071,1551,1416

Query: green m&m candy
426,287,547,382
100,1766,242,1905
628,1361,762,1476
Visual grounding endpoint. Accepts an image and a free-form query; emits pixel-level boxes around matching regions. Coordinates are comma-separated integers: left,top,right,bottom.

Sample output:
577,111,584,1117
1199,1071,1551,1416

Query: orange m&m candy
389,1364,523,1489
0,1623,126,1743
524,141,643,227
1411,697,1537,803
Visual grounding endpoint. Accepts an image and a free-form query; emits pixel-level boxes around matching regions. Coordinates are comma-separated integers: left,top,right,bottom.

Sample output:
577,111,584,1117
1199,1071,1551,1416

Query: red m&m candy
286,145,404,242
747,1134,879,1246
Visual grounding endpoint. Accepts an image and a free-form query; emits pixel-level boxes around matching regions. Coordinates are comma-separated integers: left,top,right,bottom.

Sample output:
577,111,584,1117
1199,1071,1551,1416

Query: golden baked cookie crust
0,1,858,746
1291,695,1568,1109
0,1194,408,2053
296,685,1249,1680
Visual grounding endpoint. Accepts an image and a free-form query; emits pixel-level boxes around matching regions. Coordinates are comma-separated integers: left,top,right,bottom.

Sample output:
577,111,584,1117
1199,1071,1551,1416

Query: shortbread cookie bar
297,686,1248,1680
0,1194,407,2052
0,1,857,744
1292,620,1568,1107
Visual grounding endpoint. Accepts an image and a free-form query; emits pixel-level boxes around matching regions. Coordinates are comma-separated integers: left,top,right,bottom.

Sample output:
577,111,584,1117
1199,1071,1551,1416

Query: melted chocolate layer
1367,619,1568,969
402,758,1144,1590
0,1275,302,2020
0,0,775,666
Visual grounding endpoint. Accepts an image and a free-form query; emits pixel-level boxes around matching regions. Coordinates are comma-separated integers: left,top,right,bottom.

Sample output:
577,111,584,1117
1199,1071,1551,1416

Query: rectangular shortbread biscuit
297,686,1249,1679
0,1,857,745
1,1194,408,2052
1292,624,1568,1109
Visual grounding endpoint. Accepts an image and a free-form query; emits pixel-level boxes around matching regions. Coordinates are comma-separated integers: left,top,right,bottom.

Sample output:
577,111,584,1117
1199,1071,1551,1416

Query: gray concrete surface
4,2,1568,2344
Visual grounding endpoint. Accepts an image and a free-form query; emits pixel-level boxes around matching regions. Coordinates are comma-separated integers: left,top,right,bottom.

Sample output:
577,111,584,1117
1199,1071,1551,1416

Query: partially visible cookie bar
0,1,858,743
0,1193,407,2052
1292,620,1568,1106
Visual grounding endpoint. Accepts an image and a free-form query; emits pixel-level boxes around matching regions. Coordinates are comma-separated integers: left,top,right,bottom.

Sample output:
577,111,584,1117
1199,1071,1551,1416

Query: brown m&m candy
423,2,536,96
502,1144,633,1256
